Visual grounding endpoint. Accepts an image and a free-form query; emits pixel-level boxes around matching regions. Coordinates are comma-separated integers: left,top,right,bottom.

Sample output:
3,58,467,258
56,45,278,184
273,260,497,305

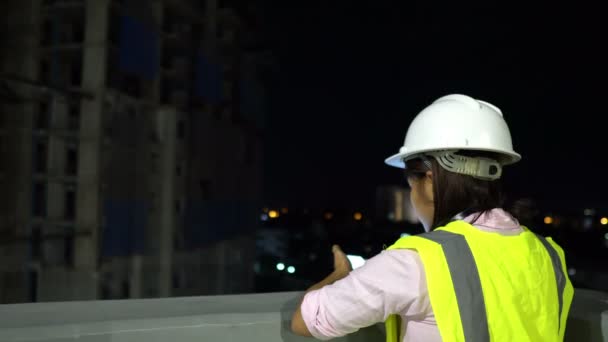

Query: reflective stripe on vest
384,221,573,342
422,231,490,341
535,234,567,331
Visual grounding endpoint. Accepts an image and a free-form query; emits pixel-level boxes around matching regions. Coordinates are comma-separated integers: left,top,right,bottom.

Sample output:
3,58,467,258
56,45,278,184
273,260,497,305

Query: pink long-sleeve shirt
301,209,523,341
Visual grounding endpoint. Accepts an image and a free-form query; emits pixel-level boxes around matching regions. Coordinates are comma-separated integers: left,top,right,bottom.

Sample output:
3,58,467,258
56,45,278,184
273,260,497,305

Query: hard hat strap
424,150,502,181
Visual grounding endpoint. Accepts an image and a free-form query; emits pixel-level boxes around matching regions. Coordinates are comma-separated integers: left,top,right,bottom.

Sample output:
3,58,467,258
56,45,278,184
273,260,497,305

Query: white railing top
0,289,606,341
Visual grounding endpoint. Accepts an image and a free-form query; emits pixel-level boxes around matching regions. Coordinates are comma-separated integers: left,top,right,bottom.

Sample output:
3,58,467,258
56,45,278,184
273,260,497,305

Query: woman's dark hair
405,151,535,229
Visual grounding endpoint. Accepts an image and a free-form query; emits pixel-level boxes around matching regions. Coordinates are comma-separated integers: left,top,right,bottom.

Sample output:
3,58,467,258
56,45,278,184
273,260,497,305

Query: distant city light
287,266,295,274
268,210,279,219
254,262,261,274
276,263,285,271
544,216,553,225
353,212,363,221
346,255,366,270
400,233,411,238
604,233,608,240
568,268,576,276
601,217,608,225
324,212,334,220
260,213,269,221
584,208,595,216
281,208,289,214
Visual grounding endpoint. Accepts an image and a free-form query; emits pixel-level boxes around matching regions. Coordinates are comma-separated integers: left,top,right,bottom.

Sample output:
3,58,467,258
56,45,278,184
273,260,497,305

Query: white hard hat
385,94,521,171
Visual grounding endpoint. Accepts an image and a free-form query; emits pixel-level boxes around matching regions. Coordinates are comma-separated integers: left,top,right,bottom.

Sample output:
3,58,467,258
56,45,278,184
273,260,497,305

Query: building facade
0,0,268,303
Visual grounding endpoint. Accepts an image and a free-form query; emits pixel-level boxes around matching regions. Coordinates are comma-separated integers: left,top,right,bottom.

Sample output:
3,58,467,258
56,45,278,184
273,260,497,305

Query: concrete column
71,0,111,300
129,255,143,298
2,0,42,303
157,107,176,297
11,0,40,237
46,98,67,221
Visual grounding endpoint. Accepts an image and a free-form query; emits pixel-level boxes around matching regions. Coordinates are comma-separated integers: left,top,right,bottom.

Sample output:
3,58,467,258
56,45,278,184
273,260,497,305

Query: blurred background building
0,0,270,303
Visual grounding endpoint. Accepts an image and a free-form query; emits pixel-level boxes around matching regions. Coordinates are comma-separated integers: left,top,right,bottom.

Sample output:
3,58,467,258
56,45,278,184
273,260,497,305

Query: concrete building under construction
0,0,270,303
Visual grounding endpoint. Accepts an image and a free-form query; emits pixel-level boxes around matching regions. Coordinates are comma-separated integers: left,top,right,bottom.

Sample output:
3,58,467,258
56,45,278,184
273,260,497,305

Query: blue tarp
194,54,222,103
118,16,159,80
102,199,258,254
184,200,258,248
102,200,147,256
239,77,266,129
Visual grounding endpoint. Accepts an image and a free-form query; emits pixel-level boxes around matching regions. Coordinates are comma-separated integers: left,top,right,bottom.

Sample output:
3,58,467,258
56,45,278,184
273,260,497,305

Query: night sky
260,1,607,210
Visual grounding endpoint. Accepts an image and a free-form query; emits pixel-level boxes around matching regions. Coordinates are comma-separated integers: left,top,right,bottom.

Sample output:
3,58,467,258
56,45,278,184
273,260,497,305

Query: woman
291,94,573,341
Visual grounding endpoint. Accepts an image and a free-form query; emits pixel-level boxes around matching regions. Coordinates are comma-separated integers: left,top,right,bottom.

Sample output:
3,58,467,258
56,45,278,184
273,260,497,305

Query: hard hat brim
385,148,521,169
384,152,408,169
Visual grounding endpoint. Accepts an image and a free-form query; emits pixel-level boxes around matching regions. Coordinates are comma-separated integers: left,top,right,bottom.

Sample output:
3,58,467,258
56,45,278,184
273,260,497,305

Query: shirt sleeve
300,249,429,340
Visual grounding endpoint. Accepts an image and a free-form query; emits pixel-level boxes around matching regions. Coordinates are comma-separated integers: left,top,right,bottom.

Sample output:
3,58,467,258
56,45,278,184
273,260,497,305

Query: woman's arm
291,269,350,336
291,245,352,336
291,248,427,340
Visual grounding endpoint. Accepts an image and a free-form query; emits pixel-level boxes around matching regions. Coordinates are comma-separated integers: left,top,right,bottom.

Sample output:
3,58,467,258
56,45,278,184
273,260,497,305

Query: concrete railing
0,289,606,341
565,289,608,341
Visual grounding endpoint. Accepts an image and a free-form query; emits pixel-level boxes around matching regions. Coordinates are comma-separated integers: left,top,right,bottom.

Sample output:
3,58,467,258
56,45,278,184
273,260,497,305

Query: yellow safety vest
384,220,574,342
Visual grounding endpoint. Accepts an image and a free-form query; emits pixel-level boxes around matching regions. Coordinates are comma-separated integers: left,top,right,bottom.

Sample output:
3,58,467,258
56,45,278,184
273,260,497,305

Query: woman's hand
332,244,353,278
291,244,353,336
